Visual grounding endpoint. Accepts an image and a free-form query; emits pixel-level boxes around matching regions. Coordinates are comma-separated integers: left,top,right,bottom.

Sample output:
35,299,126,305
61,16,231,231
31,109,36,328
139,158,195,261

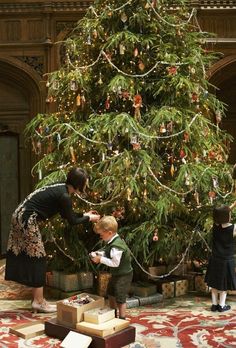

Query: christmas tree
26,0,234,273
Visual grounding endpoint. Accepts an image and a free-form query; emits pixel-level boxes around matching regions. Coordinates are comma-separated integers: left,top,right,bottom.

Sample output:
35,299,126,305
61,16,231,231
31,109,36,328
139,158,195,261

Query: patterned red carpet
0,266,236,347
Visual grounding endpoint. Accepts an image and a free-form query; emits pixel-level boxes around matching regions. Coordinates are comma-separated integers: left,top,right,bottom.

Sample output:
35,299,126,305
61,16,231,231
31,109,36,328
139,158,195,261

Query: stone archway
0,57,45,256
208,56,236,164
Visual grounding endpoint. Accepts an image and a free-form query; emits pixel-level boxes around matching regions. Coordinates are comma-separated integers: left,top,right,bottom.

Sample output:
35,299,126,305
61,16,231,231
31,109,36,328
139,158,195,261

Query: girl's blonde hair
94,216,118,233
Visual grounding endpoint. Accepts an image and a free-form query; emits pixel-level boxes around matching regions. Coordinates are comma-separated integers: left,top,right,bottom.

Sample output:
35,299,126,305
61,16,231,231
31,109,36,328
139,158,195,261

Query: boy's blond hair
94,216,118,234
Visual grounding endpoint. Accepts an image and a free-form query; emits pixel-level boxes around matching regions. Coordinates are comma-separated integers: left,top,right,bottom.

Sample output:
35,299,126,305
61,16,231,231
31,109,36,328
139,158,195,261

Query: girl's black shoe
211,304,219,312
218,304,231,312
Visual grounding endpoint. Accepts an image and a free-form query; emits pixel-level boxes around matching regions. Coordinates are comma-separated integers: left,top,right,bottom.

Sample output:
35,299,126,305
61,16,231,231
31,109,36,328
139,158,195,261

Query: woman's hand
84,212,100,222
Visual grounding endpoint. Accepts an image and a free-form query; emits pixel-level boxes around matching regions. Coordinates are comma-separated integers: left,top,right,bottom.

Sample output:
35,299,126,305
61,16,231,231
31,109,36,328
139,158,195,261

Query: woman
5,167,100,313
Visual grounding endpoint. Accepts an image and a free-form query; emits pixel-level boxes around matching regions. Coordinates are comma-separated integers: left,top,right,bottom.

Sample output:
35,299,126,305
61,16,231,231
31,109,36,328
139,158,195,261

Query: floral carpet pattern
0,266,236,347
0,297,235,348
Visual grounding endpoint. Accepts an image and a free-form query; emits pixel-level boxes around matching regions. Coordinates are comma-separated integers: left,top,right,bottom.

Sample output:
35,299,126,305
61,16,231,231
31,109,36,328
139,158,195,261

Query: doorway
0,133,19,255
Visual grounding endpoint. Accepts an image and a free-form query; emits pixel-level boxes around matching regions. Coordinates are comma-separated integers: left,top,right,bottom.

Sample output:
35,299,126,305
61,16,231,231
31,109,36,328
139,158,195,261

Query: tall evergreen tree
26,0,234,272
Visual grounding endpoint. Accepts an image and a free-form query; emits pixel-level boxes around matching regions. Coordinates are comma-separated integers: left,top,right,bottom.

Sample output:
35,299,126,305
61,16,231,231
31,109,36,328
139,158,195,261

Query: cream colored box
84,307,115,324
76,318,130,337
57,293,105,328
9,320,45,339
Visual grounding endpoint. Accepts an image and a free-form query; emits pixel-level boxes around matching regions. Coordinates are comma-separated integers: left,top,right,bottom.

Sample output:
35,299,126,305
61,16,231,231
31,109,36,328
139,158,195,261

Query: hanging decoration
133,94,142,121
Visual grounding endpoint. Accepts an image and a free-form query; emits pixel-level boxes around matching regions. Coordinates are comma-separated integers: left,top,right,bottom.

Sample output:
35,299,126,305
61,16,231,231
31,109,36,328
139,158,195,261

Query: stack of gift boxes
56,293,130,338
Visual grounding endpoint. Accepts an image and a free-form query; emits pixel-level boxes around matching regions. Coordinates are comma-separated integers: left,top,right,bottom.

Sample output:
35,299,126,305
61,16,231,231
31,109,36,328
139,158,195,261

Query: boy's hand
91,255,101,264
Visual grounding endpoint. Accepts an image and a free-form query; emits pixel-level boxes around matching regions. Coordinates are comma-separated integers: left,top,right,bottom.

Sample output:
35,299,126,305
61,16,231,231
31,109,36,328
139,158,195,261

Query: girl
205,202,236,312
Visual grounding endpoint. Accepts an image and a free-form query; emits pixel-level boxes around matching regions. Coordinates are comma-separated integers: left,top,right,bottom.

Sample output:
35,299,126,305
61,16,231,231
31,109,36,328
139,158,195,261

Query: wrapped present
59,273,79,292
155,278,175,298
97,271,112,297
132,282,157,297
175,279,189,296
78,272,94,290
195,274,209,293
57,292,105,328
84,307,115,324
148,266,167,279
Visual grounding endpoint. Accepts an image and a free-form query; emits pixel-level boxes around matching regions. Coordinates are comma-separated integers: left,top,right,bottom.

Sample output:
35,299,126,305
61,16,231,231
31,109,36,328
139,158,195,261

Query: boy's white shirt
99,233,123,267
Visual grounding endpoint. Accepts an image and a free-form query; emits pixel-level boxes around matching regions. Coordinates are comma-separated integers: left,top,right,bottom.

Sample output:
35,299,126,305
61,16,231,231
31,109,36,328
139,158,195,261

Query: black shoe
218,304,231,312
211,304,219,312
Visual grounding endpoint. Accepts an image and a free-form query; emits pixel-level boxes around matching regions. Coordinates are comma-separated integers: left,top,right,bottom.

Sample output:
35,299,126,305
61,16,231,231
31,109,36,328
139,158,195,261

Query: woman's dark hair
213,205,230,224
66,168,88,192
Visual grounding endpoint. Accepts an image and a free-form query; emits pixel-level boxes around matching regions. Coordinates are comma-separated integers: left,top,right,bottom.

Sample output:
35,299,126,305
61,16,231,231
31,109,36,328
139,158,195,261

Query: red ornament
153,229,159,241
180,149,186,158
105,94,111,110
167,66,177,75
133,94,142,121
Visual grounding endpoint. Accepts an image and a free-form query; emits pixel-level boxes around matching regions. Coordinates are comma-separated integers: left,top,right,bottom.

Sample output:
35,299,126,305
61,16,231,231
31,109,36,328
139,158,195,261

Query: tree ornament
98,73,103,85
70,80,78,91
180,149,186,159
138,60,145,71
127,188,132,201
151,0,157,6
133,94,142,121
208,191,216,204
93,29,98,39
145,1,151,9
133,48,139,57
153,229,159,241
119,44,125,55
166,121,173,133
185,173,191,186
81,93,86,109
132,142,141,150
120,12,128,23
143,188,147,201
212,176,219,188
122,90,130,100
52,80,60,90
76,94,81,106
87,34,91,45
191,92,199,103
38,169,42,180
107,142,113,150
160,123,166,133
105,94,111,110
167,66,177,75
46,95,54,103
183,132,189,142
69,146,76,163
193,190,200,206
215,110,222,125
170,163,175,176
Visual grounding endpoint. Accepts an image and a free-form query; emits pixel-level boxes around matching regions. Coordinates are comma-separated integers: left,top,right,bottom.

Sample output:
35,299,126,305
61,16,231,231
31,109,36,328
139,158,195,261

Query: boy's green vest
104,235,133,276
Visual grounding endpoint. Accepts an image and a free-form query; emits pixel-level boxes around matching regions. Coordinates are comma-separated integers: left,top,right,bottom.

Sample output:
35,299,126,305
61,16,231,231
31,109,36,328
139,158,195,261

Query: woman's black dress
205,223,236,291
5,183,89,288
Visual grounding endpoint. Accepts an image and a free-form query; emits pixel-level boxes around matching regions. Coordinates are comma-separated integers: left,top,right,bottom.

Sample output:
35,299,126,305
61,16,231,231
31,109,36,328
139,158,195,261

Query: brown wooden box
9,320,45,339
45,317,136,348
57,293,105,328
